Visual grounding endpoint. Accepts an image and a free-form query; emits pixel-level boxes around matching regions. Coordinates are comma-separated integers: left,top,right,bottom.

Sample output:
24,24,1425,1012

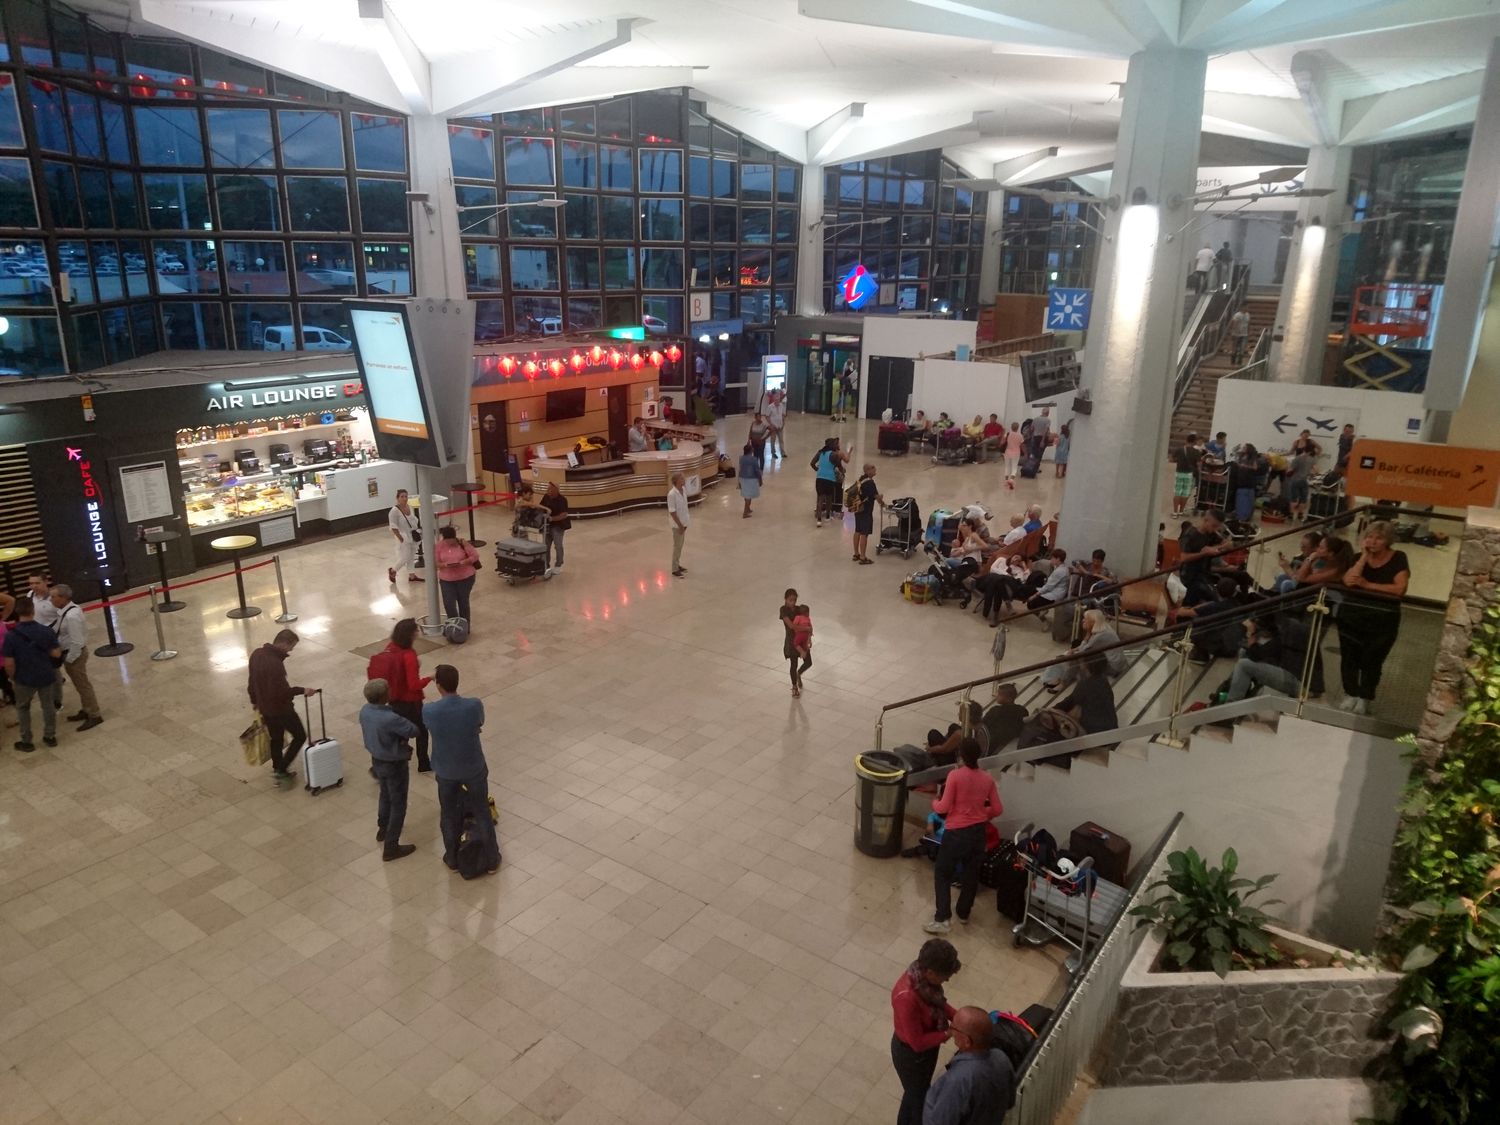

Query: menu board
119,461,174,524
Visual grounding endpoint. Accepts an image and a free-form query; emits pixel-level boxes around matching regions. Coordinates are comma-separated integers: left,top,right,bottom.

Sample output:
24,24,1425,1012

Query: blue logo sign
839,264,879,311
1046,288,1092,330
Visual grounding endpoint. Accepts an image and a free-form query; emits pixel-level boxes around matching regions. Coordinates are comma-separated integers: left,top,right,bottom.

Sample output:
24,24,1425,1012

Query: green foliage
1374,600,1500,1124
1130,846,1281,978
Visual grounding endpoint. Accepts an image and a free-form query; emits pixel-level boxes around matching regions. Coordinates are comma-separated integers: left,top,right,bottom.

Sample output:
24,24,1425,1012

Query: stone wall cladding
1102,973,1401,1085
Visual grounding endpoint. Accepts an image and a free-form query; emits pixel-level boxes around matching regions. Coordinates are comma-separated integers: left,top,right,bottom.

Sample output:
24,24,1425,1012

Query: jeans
372,756,410,848
264,708,307,775
440,575,475,623
14,681,57,742
390,698,429,771
671,526,686,571
933,822,986,922
437,774,500,871
63,651,101,718
891,1035,941,1125
1226,658,1300,702
1337,613,1400,702
544,526,565,568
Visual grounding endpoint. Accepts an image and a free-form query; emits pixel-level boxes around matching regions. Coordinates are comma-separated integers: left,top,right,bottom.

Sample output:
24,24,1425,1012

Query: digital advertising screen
346,302,444,467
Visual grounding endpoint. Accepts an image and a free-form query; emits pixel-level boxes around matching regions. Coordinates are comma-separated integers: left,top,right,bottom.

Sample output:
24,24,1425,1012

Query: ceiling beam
1190,0,1496,53
1005,145,1116,186
807,102,866,165
357,0,431,115
798,0,1131,57
477,67,697,116
1289,50,1341,148
134,0,409,111
822,109,977,164
1201,91,1317,146
1339,71,1485,145
994,145,1060,184
700,99,809,165
432,20,636,118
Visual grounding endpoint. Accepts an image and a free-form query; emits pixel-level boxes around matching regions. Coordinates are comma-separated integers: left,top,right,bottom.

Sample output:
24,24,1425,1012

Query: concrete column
1426,37,1500,414
1057,47,1207,576
1269,145,1352,383
978,187,1005,306
795,162,826,316
407,114,466,301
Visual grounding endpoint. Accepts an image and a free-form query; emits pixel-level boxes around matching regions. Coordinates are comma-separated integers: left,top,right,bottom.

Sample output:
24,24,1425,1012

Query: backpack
844,479,866,514
443,618,469,645
366,647,404,693
456,820,488,880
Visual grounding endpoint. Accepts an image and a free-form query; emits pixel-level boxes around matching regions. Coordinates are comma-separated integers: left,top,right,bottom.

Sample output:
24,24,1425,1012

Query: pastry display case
184,474,295,531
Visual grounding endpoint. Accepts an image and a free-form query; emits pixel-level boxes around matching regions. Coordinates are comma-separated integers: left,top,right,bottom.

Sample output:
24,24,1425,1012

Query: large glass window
639,149,682,193
90,241,124,303
741,163,772,202
143,173,209,229
510,246,559,290
560,105,595,135
232,302,290,349
503,137,555,186
712,159,736,199
29,79,69,153
364,242,410,295
642,248,682,289
286,177,351,232
601,195,634,241
0,78,25,148
456,185,498,236
293,241,357,293
206,108,274,168
152,239,219,294
564,194,597,240
118,239,150,297
741,207,771,244
567,297,601,330
57,241,92,304
515,296,561,332
134,106,204,166
0,158,38,228
358,179,408,233
351,113,406,173
449,125,494,180
99,101,130,164
223,241,289,293
279,110,344,169
216,174,281,231
66,91,102,160
603,247,636,289
464,244,503,292
42,162,81,227
78,168,111,227
689,155,710,198
600,144,632,191
160,302,227,349
641,199,682,241
505,191,558,240
561,140,596,188
566,247,599,290
775,207,798,244
474,299,505,340
0,240,52,306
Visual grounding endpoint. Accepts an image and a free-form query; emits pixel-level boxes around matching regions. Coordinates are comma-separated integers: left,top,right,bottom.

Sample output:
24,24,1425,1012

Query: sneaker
14,741,34,753
1338,697,1357,712
382,843,417,862
408,573,425,583
922,919,951,935
957,914,970,925
387,567,396,584
673,568,686,579
816,519,822,527
1352,699,1371,716
42,736,57,748
66,711,89,722
77,717,103,731
273,770,297,785
376,827,387,843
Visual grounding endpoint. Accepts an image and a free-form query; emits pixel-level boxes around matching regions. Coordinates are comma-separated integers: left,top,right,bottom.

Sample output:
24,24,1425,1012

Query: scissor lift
1343,283,1434,389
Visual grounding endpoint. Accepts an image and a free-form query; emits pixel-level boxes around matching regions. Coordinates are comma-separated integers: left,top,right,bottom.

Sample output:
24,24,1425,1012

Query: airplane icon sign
66,446,82,461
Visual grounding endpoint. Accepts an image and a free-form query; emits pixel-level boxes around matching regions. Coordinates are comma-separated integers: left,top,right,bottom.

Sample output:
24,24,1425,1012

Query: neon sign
839,264,878,310
67,445,110,568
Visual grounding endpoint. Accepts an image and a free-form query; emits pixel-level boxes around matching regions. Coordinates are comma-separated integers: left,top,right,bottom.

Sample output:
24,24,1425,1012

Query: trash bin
854,752,909,858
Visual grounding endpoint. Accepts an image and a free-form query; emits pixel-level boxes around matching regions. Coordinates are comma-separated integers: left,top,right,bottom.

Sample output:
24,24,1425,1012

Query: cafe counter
529,425,722,516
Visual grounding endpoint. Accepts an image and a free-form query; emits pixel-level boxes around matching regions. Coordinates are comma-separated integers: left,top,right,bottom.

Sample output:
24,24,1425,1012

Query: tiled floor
0,413,1078,1125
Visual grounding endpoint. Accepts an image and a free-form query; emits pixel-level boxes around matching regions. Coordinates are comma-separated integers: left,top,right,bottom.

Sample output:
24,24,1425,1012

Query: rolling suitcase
495,537,547,583
877,422,909,455
302,692,343,795
1068,821,1131,885
1019,455,1040,479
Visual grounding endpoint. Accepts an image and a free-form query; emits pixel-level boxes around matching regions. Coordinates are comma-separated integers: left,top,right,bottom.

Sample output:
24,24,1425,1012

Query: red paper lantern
548,358,565,378
608,349,624,369
570,352,586,373
648,350,663,367
523,360,538,379
129,74,152,99
629,353,645,370
499,356,517,377
173,76,194,99
666,344,682,362
589,345,604,364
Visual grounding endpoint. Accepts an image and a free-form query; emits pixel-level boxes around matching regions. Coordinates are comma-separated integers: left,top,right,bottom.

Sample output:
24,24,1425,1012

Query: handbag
239,715,270,766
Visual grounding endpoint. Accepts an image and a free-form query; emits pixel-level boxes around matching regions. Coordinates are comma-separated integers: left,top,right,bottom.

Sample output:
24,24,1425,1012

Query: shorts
1286,478,1310,504
1173,472,1195,498
815,478,839,500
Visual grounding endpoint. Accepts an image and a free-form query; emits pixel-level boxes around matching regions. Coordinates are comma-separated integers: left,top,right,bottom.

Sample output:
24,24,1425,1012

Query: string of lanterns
475,342,683,381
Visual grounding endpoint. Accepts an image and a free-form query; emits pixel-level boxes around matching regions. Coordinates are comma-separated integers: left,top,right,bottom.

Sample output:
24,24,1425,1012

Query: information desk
530,432,721,517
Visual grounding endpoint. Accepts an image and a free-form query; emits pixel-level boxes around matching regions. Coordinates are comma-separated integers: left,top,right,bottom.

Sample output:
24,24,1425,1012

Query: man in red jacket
247,629,318,784
366,618,433,772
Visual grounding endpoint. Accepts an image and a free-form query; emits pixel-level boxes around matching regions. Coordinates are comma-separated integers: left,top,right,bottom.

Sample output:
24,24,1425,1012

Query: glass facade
822,153,987,316
451,95,800,356
997,180,1100,295
0,0,410,374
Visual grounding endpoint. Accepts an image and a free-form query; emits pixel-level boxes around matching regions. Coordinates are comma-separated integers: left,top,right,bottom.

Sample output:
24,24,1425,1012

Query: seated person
1270,531,1322,593
1222,616,1303,702
1069,548,1120,611
1275,534,1354,593
1178,577,1250,662
980,414,1005,462
1178,509,1229,606
1024,549,1070,613
975,556,1034,626
1023,505,1044,535
1041,609,1125,691
962,415,985,454
656,433,675,451
1059,654,1118,735
982,684,1028,750
999,515,1028,547
908,410,934,446
926,723,963,765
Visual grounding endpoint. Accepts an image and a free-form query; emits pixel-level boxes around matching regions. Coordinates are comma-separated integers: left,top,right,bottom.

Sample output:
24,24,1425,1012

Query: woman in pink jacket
434,526,482,627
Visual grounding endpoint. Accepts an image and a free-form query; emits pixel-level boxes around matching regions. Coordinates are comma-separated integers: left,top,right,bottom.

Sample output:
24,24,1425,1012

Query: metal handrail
1173,264,1251,411
938,331,1058,363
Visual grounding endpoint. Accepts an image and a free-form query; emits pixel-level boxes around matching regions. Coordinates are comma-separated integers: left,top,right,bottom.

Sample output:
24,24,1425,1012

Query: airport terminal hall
5,2,1500,1123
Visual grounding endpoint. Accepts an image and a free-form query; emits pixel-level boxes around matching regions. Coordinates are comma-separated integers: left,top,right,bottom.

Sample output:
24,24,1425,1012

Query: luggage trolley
494,505,551,585
1195,469,1229,514
1010,823,1129,973
876,497,922,558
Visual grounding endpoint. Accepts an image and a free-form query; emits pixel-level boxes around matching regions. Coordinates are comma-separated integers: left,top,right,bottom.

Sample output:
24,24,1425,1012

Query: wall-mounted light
698,334,711,344
717,332,730,341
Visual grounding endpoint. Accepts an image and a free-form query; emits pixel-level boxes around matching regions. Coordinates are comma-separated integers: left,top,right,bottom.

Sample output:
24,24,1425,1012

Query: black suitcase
995,858,1028,922
495,537,547,582
1068,821,1131,885
1019,456,1040,479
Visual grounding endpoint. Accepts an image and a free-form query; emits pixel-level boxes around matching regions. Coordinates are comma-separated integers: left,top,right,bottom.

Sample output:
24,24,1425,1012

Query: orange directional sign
1345,439,1500,509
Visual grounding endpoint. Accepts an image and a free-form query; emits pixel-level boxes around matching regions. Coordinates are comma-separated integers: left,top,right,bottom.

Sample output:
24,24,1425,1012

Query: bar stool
77,564,134,657
142,529,186,612
0,546,29,597
210,534,262,619
452,482,487,546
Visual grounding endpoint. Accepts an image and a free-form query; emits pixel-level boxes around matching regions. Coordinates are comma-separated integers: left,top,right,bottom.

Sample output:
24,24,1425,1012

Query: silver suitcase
302,693,343,795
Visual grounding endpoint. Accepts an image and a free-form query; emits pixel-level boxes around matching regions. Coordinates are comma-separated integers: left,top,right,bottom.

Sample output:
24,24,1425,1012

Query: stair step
1077,747,1113,767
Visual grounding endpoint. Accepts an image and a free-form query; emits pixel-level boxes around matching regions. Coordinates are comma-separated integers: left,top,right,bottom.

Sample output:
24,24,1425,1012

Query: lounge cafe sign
206,381,363,412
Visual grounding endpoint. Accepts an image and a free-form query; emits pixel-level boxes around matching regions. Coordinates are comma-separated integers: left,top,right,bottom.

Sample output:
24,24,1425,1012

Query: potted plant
1130,846,1280,978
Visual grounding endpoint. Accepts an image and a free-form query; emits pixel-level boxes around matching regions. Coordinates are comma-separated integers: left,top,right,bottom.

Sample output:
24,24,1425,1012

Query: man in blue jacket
423,664,500,875
923,1007,1017,1125
359,678,418,861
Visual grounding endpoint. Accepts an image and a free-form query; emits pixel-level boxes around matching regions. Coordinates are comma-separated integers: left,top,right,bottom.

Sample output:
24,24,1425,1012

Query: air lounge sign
206,382,360,412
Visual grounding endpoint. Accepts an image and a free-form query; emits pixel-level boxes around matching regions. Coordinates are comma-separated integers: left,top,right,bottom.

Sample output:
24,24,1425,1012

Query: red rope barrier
81,556,278,611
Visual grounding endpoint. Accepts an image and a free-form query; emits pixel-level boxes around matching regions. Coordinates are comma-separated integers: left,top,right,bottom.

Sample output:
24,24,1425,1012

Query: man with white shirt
51,584,103,731
626,417,649,453
667,473,690,578
1192,244,1215,293
387,488,422,585
27,574,62,711
765,392,787,459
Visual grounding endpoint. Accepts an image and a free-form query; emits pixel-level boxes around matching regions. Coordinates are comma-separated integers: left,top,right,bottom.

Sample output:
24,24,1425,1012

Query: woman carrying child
779,588,813,697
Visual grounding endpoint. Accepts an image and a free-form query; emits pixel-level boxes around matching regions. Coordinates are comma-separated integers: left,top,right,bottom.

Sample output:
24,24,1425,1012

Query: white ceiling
77,1,1500,178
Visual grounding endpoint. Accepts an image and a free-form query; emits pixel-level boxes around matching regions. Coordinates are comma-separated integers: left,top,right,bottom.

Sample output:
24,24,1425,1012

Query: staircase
1169,295,1276,451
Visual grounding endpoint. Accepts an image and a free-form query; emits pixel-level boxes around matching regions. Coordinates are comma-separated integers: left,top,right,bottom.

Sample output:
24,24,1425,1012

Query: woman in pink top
434,526,482,627
1002,422,1026,483
924,737,1002,933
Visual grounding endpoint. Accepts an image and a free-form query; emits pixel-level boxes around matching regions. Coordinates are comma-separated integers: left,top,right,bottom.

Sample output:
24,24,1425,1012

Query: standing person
246,629,317,785
388,488,422,585
1284,443,1315,522
27,574,61,711
1336,423,1357,471
779,589,812,697
1172,433,1203,516
1204,431,1227,462
738,443,763,518
538,481,571,574
843,359,859,421
1031,407,1051,461
813,438,847,527
1002,422,1024,485
1192,243,1215,292
851,463,882,564
424,664,500,875
1229,307,1250,364
924,737,1002,934
765,391,787,460
433,526,481,626
1053,423,1071,478
51,585,102,731
922,1007,1018,1124
1337,521,1410,716
747,412,770,463
367,618,432,772
626,416,650,453
358,678,418,861
667,472,690,578
2,598,62,752
890,938,962,1125
1214,240,1234,288
829,369,845,422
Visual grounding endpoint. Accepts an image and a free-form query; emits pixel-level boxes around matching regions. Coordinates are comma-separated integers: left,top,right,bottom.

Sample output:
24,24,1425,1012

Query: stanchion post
147,586,178,661
273,555,298,623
